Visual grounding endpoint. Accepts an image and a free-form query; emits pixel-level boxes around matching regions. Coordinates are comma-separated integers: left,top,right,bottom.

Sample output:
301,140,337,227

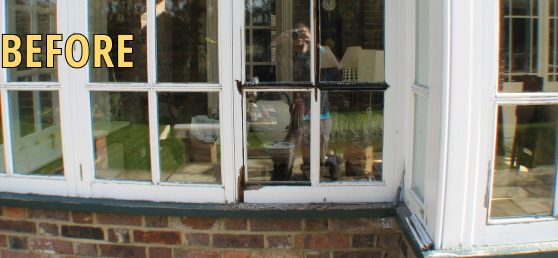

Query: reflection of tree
245,0,275,25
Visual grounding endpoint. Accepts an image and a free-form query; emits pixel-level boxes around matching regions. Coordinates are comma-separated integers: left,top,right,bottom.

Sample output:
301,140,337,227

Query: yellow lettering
46,34,63,68
65,34,90,68
94,35,114,68
118,35,133,68
27,35,42,68
2,35,21,68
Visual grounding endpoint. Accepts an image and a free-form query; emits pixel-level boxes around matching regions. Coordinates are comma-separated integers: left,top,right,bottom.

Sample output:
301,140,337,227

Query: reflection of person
270,23,339,181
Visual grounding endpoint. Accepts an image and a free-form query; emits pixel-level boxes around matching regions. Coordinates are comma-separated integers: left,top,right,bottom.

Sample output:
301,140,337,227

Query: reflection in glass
9,91,63,176
246,91,311,182
412,95,428,200
158,92,221,183
157,0,219,83
491,105,557,219
319,0,385,82
6,0,57,82
320,91,384,182
245,0,311,82
89,0,148,83
91,92,150,181
499,0,556,92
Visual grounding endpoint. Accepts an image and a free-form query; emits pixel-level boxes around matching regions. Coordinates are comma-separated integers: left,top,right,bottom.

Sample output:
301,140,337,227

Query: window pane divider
153,83,222,88
147,0,161,186
85,83,150,88
1,89,14,176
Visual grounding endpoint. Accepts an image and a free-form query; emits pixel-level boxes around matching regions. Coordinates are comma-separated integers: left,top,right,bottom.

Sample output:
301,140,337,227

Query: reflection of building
0,0,557,257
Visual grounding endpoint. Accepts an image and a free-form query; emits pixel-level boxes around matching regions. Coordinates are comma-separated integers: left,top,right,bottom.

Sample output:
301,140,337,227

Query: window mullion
146,0,160,185
1,89,15,176
310,89,320,186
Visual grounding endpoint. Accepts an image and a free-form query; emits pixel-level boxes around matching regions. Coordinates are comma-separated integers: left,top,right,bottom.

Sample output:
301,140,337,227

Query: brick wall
0,206,416,258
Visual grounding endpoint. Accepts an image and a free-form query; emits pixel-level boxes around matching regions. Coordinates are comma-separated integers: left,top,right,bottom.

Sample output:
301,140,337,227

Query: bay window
0,0,408,204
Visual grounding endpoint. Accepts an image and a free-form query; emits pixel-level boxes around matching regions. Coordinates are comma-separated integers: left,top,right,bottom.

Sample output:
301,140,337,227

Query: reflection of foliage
91,92,124,122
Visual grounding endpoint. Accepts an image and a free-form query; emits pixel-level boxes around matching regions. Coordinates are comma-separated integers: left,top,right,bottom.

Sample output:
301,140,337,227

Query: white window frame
232,0,406,203
1,0,409,205
438,0,558,249
404,0,447,248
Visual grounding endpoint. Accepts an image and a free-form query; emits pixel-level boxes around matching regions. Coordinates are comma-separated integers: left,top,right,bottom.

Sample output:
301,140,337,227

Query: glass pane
412,95,428,200
91,92,150,181
246,91,311,182
158,92,221,183
491,105,557,219
320,90,384,182
89,0,148,83
319,0,385,82
511,0,531,15
6,0,58,82
245,0,311,83
9,91,63,176
156,0,219,83
416,0,429,86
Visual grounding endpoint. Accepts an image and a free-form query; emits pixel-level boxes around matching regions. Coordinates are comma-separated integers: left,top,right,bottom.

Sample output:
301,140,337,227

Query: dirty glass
491,104,557,219
91,92,151,181
9,91,64,176
158,92,221,184
156,0,219,83
412,95,428,200
319,90,384,182
245,0,311,82
245,90,311,182
89,0,148,83
318,0,385,82
6,0,58,82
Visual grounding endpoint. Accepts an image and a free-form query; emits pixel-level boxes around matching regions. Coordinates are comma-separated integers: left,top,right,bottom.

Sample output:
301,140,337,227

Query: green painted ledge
0,192,395,219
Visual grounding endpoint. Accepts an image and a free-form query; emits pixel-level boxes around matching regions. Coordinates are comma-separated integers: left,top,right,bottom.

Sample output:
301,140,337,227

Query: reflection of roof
140,1,166,29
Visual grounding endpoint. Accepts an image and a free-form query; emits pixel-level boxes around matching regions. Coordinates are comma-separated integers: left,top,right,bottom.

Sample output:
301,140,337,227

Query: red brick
62,225,104,240
149,247,172,258
134,230,181,245
213,234,264,248
377,234,401,249
295,234,349,249
224,251,250,258
305,219,328,231
333,251,383,258
352,234,376,247
252,252,304,258
330,218,400,232
177,217,219,230
145,216,168,227
173,249,220,258
184,233,209,246
251,219,302,231
3,207,26,218
38,223,58,236
1,250,41,258
27,208,70,221
72,211,93,224
74,242,98,256
0,219,36,233
8,236,27,249
99,244,146,258
225,218,247,230
267,235,293,248
29,237,73,254
109,228,130,243
307,252,330,258
0,234,7,247
97,213,142,226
